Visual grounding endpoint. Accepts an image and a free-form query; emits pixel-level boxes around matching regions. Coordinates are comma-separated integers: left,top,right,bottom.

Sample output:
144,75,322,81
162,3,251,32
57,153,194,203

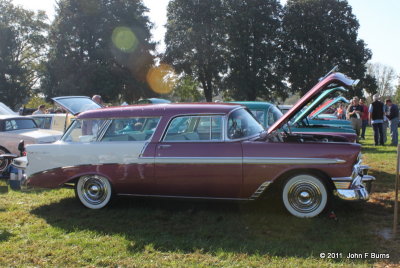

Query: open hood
52,96,102,116
309,96,349,119
291,86,347,125
268,72,358,134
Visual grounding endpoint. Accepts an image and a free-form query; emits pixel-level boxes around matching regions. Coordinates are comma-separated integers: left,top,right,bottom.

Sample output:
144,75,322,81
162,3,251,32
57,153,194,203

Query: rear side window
4,119,37,131
164,115,223,141
101,117,160,142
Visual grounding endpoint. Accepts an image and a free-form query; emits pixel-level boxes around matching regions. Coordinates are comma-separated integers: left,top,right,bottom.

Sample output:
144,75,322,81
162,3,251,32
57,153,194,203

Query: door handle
158,144,171,149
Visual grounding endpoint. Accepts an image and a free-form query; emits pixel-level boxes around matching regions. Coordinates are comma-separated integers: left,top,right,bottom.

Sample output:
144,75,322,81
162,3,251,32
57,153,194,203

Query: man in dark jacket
385,99,399,146
369,94,385,146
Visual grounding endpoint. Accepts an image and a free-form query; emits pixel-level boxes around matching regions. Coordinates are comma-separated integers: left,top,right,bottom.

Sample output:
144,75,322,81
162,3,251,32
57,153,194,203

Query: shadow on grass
30,193,396,263
0,229,13,242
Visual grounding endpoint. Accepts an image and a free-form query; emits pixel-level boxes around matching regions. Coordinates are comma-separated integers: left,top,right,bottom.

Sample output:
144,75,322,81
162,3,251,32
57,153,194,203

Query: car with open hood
11,72,374,218
232,99,356,143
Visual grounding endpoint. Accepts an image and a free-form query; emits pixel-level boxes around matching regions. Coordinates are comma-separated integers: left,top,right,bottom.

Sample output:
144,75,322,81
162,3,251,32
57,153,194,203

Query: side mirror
18,140,25,156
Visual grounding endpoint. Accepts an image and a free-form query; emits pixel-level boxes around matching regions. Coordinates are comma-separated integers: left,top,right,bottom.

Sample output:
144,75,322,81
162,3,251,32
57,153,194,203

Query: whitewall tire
282,174,328,218
76,175,113,209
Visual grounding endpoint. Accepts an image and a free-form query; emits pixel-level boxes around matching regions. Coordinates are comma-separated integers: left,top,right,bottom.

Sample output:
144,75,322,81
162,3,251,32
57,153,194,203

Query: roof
230,101,274,110
0,115,30,120
78,103,242,119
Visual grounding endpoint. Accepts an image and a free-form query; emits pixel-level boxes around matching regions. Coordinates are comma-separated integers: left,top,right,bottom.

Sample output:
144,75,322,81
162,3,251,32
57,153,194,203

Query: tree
41,0,156,104
366,63,397,98
164,0,226,102
393,76,400,104
0,0,48,109
282,0,371,98
223,0,287,101
169,75,203,102
360,74,378,98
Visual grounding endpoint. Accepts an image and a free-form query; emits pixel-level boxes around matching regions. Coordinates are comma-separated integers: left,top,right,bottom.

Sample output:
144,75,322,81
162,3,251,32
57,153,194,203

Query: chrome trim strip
249,181,272,200
151,157,345,165
117,193,249,201
154,157,241,164
243,157,345,164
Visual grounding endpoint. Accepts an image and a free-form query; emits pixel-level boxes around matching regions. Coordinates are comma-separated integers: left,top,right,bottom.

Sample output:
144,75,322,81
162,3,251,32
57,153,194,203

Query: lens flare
112,27,138,53
146,64,177,94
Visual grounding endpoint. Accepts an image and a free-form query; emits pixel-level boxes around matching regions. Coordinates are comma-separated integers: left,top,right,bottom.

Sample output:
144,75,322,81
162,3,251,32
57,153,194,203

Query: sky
11,0,400,77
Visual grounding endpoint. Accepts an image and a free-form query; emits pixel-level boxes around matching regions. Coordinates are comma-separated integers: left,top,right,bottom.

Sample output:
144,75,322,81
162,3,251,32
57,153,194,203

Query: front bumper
332,161,375,201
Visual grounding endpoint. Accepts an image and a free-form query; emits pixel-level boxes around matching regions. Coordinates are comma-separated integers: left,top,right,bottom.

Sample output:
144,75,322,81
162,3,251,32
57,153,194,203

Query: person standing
347,97,363,141
32,105,46,115
359,98,369,140
368,94,385,146
336,104,345,119
385,99,399,146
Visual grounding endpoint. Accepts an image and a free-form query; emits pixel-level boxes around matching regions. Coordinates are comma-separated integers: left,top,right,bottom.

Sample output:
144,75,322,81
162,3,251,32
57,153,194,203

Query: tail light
18,140,25,156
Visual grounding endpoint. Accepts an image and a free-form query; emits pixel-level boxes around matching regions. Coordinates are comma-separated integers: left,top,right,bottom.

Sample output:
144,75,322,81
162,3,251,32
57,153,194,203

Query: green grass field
0,128,399,267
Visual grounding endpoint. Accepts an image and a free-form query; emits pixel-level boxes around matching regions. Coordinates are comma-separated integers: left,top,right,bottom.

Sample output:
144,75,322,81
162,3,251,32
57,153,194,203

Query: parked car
30,113,74,133
137,98,171,104
11,72,374,218
233,101,357,143
0,102,17,115
0,115,62,173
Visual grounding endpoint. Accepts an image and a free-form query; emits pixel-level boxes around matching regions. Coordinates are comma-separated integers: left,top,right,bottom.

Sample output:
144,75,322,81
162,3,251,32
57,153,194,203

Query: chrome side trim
243,157,345,164
249,181,272,200
154,157,241,164
117,193,249,201
151,157,345,165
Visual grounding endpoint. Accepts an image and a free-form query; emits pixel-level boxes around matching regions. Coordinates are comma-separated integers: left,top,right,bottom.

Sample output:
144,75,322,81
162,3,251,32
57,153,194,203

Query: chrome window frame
225,107,264,142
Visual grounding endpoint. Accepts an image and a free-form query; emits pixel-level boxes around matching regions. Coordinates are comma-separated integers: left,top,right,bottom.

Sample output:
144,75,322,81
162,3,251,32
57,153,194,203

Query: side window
250,109,265,126
164,116,223,141
63,119,107,142
101,117,160,142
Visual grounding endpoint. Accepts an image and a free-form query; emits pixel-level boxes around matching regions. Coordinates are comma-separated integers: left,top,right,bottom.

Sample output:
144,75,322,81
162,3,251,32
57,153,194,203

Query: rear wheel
0,147,10,174
75,175,113,209
282,174,329,218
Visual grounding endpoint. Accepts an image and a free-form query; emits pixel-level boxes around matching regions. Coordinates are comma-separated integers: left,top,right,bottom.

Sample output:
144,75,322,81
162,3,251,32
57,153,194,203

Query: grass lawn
0,127,399,267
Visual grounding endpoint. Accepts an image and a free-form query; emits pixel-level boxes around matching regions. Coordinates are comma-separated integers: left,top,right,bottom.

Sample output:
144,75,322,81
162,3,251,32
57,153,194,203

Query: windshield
227,108,264,139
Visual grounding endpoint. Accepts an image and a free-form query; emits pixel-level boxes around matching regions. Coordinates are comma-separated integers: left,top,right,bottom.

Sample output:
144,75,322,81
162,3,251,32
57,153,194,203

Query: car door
154,115,243,198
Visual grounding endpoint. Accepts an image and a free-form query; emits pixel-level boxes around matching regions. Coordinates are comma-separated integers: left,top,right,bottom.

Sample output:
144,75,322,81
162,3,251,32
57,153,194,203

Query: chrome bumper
332,161,375,201
334,186,369,201
9,167,29,191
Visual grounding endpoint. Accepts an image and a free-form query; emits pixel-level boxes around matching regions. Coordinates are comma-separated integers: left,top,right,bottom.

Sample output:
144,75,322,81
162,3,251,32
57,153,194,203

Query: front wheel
75,175,113,209
282,174,329,218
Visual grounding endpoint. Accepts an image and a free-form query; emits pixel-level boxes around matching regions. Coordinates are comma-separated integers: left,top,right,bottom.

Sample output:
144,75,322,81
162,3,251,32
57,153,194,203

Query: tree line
0,0,394,109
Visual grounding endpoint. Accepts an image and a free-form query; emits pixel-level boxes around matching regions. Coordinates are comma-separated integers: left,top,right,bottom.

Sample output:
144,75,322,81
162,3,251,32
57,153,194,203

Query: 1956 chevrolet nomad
12,72,375,218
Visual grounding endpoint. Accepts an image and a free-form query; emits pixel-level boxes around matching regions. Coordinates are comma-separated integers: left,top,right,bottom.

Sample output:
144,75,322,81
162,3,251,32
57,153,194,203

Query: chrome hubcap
0,150,9,172
81,176,108,205
288,180,322,213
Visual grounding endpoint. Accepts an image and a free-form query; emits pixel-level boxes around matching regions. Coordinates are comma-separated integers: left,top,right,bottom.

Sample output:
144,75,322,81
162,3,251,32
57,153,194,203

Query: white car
30,113,74,133
0,115,62,173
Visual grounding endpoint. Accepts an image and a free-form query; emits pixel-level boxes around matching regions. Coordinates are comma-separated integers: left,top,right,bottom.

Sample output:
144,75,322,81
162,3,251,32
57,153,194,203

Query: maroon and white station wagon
12,72,375,218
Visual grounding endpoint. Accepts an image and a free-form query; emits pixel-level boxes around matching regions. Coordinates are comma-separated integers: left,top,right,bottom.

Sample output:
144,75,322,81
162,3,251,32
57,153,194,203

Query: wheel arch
269,168,334,193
